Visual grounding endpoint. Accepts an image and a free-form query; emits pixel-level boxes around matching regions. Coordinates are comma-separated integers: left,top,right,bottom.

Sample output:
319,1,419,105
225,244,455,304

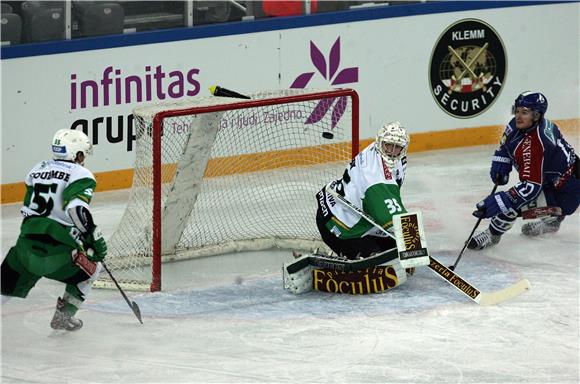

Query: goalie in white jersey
316,121,409,259
1,129,107,331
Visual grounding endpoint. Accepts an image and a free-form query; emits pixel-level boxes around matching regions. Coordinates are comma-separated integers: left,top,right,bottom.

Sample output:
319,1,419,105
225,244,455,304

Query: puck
322,132,334,139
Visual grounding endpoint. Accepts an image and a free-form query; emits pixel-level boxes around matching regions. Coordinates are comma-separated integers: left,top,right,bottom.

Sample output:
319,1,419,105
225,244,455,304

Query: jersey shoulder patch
62,178,96,207
542,119,556,145
505,119,515,135
62,165,96,207
501,120,515,145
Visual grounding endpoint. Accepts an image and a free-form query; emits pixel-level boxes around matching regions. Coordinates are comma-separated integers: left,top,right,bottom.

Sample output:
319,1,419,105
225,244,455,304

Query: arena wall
1,1,578,203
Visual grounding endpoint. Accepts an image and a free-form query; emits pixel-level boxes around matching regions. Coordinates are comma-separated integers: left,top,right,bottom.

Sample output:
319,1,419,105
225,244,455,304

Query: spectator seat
73,1,124,37
1,12,22,45
21,1,65,42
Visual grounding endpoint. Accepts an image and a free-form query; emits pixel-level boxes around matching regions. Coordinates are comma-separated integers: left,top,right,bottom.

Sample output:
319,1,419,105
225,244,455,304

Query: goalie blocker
283,212,430,294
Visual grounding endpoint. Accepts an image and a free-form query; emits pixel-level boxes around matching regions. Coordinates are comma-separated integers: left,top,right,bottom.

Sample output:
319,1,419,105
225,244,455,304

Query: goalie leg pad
313,262,408,294
282,250,407,295
283,255,313,294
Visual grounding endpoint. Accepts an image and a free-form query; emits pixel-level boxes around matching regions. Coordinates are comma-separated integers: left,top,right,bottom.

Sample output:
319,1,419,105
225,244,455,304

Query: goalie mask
376,121,410,168
52,129,93,164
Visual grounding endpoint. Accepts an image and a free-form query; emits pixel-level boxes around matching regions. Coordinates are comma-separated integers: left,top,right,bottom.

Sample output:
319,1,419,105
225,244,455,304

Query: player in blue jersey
468,91,580,249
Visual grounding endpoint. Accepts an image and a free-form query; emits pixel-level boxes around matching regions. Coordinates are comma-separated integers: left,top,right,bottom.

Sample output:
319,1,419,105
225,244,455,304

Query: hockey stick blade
131,301,143,324
428,256,531,305
477,279,531,306
102,263,144,324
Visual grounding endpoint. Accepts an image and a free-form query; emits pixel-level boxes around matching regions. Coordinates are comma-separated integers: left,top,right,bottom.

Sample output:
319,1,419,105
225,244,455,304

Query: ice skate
521,216,564,237
50,297,83,331
467,228,501,250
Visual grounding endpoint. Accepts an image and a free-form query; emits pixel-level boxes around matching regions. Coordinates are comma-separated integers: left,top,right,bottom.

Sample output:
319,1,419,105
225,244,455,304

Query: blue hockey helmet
513,91,548,115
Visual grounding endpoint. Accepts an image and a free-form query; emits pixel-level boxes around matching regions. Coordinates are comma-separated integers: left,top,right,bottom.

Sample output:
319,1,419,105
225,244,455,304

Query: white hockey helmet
52,129,93,163
376,121,410,168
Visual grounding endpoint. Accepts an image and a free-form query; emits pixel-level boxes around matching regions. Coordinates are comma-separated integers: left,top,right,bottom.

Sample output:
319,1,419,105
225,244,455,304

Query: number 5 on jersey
30,183,58,216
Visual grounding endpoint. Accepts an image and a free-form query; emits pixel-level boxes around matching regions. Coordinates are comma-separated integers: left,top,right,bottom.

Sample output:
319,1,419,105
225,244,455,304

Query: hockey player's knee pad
64,261,102,305
76,261,102,296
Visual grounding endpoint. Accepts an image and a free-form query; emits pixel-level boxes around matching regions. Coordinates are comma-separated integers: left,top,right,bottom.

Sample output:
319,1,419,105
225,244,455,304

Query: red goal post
100,88,359,291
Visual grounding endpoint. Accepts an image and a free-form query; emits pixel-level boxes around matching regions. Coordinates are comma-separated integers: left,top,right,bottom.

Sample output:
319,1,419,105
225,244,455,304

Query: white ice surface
1,145,579,383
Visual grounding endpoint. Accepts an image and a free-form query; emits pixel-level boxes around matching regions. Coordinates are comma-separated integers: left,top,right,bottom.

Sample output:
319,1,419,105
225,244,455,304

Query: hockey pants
1,234,101,308
316,207,396,259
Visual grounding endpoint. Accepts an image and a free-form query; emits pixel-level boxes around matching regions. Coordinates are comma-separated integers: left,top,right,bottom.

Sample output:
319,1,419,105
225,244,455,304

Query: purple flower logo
290,37,358,88
290,37,359,129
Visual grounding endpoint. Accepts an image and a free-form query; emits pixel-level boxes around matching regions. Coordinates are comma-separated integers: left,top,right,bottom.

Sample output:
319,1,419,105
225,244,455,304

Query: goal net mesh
98,88,358,290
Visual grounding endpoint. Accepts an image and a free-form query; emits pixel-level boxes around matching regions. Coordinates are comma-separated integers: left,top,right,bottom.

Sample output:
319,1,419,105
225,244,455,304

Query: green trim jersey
20,160,96,228
320,142,407,239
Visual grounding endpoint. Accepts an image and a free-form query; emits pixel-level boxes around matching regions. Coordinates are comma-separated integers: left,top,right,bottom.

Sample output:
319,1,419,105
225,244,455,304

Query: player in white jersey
1,129,107,331
316,121,409,259
283,122,414,295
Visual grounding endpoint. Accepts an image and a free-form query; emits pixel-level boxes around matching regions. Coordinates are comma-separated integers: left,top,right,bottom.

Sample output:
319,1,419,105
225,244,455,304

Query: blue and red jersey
498,118,577,207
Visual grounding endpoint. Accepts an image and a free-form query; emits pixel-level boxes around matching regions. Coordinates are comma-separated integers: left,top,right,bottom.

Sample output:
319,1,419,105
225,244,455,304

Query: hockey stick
209,85,250,99
450,182,498,271
326,188,531,305
286,248,399,274
102,262,143,324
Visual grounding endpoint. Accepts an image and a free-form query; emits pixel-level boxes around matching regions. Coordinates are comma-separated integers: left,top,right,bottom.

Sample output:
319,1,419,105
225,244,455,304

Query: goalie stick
286,248,399,274
325,187,531,305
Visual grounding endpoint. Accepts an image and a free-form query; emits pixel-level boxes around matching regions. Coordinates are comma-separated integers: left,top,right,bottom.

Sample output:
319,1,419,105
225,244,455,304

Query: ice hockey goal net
99,88,359,291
